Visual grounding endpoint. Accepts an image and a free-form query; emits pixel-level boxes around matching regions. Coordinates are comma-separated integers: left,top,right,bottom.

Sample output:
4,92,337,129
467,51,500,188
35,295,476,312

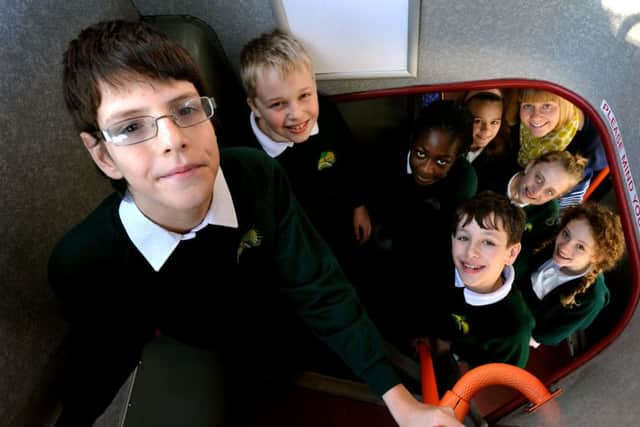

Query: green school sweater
446,285,535,368
516,247,610,346
246,96,365,253
49,147,398,425
519,201,560,263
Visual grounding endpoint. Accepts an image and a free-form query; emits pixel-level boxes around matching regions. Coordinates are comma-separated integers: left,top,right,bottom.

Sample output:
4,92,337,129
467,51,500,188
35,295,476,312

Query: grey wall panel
0,1,139,425
131,1,639,213
134,0,278,77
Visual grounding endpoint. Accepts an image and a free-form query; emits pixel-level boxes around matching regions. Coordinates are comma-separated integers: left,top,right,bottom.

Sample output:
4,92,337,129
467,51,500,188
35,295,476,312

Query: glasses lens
102,97,215,145
174,97,214,128
106,117,156,146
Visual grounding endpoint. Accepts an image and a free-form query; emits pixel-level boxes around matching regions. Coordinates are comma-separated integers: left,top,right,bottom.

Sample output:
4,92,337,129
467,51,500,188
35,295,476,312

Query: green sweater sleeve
256,149,400,396
533,274,609,346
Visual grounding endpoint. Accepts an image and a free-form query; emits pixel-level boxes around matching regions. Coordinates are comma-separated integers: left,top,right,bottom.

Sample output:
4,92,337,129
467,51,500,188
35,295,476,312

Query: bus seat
142,15,250,147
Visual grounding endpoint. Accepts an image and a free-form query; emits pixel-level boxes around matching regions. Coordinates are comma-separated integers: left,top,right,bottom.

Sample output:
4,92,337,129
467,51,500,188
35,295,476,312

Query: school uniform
49,147,398,426
375,153,477,344
521,202,560,251
468,128,517,193
516,247,610,346
559,114,608,207
245,96,366,263
444,266,535,368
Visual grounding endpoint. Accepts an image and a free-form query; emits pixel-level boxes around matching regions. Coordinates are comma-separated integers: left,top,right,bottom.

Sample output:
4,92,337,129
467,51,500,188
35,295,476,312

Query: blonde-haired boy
240,30,372,267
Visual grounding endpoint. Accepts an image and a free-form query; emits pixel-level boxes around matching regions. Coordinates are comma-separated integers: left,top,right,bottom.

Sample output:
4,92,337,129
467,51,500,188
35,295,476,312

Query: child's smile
513,161,574,205
553,218,595,275
452,215,520,294
249,65,319,144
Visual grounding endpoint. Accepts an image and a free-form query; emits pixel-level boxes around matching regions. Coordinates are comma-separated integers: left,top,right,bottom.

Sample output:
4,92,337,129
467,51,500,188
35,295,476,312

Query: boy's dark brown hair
452,191,526,246
63,20,208,191
63,20,207,134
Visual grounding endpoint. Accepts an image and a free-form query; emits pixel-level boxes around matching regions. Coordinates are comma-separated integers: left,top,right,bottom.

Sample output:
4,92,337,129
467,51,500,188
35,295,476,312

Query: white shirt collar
249,111,319,158
530,258,587,300
454,265,515,306
507,172,529,208
119,168,238,272
466,147,484,163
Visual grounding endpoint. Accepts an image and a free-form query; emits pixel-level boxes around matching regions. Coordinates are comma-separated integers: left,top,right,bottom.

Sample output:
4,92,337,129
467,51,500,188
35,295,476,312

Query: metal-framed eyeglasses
95,96,216,146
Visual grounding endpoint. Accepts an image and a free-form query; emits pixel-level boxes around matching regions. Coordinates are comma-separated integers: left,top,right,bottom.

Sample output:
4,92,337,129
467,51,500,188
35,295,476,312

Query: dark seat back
142,15,250,147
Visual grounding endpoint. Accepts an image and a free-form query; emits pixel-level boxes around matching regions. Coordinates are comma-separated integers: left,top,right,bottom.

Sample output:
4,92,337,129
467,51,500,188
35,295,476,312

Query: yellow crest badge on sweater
318,151,336,170
451,313,470,335
237,227,262,263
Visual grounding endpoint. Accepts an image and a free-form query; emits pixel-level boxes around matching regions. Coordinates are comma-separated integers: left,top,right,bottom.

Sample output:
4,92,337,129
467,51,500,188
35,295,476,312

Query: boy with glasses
50,20,461,427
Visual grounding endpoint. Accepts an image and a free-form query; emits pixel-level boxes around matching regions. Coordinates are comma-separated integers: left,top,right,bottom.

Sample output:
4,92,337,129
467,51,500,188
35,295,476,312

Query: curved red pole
583,166,610,201
416,340,439,405
438,363,562,421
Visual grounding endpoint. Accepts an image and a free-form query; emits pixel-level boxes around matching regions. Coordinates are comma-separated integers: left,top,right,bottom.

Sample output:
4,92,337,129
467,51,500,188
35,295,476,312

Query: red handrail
416,341,561,421
583,167,610,201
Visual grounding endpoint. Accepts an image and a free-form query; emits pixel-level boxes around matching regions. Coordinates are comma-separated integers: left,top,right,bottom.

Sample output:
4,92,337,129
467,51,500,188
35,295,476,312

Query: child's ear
505,242,522,265
80,132,123,180
246,97,261,118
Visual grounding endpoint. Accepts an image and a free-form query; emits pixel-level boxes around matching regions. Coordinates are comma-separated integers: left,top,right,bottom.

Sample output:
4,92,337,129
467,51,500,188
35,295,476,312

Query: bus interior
1,2,639,426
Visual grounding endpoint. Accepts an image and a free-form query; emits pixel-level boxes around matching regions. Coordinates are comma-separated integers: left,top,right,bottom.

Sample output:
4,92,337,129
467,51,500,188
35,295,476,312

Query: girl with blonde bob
516,202,625,347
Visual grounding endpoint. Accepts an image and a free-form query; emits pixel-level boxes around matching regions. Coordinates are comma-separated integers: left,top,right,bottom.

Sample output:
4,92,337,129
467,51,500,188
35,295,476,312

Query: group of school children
48,20,625,427
363,86,625,387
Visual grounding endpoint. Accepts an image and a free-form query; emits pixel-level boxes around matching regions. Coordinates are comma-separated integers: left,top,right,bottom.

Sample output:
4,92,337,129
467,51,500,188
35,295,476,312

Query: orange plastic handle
438,362,561,421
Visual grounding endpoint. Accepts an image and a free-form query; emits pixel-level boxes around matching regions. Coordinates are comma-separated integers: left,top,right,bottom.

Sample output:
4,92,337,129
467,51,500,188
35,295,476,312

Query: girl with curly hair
515,202,625,347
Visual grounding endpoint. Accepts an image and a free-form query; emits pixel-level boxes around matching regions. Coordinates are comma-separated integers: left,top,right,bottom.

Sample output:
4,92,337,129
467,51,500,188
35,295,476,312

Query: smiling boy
239,30,372,271
445,191,534,368
49,20,461,427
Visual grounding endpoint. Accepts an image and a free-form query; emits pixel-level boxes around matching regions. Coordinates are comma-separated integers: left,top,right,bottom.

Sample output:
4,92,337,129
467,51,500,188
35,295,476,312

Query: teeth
463,263,482,270
288,122,306,131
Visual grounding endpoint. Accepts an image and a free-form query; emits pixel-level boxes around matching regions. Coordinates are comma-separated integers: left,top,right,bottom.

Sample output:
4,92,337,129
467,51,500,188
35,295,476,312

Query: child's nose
157,117,187,151
528,183,541,196
287,101,301,118
468,241,481,258
420,159,436,176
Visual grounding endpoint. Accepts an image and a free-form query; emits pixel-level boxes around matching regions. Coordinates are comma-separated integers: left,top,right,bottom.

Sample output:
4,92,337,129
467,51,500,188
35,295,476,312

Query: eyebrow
568,231,591,247
415,150,454,161
459,223,504,236
565,227,592,246
264,86,314,102
477,228,503,238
